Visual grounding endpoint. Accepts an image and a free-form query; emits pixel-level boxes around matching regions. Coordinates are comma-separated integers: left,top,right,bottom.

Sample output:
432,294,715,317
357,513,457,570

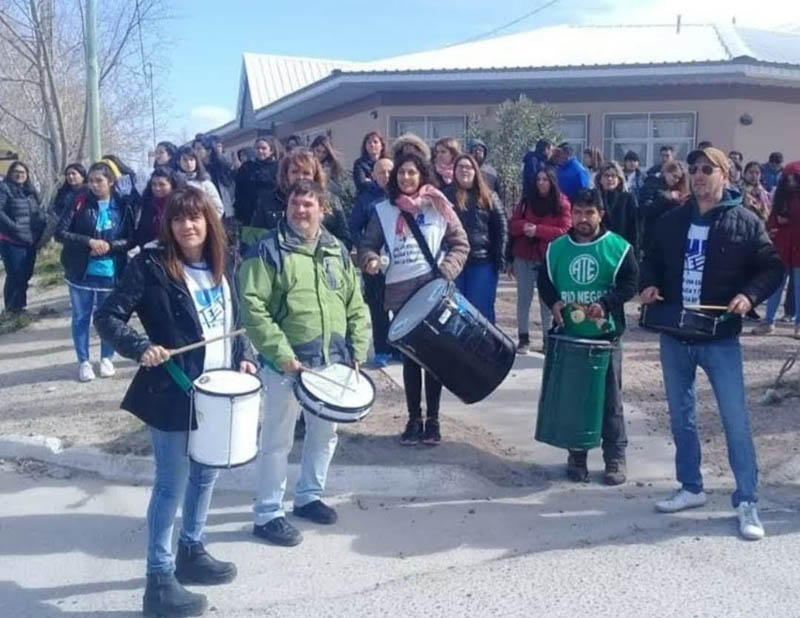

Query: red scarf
435,160,454,185
393,185,456,237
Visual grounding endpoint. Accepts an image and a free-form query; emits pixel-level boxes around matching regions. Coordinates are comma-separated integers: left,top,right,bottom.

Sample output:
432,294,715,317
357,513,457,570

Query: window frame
387,115,468,147
602,111,697,168
556,113,589,157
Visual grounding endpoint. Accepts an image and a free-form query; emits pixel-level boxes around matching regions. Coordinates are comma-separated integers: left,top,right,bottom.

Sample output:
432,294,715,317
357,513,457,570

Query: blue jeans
455,261,499,324
659,334,758,507
147,427,219,575
764,267,800,325
0,241,36,312
67,283,114,363
253,366,339,525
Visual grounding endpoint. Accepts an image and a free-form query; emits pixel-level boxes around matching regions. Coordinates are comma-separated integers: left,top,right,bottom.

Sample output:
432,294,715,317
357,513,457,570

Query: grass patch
34,241,63,288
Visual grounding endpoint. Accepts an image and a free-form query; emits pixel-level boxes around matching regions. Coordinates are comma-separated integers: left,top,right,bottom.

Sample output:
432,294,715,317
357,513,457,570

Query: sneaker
372,353,390,368
736,501,765,540
293,500,338,525
175,541,237,585
604,459,627,486
655,489,707,513
566,450,589,483
78,361,95,382
252,517,303,546
422,418,441,446
400,418,423,446
516,338,530,355
98,357,115,378
750,322,774,335
142,572,207,618
779,314,795,323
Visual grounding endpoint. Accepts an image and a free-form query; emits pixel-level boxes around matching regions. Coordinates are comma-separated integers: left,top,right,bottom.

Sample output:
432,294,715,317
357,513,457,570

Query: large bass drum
388,278,515,403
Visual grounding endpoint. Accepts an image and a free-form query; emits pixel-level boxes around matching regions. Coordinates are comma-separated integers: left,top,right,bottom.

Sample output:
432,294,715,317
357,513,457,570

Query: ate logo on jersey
568,254,599,285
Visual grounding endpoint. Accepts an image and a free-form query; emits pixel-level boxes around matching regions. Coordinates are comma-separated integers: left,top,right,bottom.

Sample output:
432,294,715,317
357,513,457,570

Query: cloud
188,105,235,133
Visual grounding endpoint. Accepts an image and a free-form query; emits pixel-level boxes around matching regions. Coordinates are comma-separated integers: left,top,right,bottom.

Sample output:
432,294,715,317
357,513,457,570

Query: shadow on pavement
0,579,143,617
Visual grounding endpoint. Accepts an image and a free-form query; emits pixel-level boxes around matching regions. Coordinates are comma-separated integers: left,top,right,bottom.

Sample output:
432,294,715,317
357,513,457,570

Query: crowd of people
1,127,799,617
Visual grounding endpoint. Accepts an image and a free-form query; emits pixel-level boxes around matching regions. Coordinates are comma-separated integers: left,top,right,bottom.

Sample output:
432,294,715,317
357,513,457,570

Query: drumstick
685,304,730,311
168,329,246,357
300,366,357,392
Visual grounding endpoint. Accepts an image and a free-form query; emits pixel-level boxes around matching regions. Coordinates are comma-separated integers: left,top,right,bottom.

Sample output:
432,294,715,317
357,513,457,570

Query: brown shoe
604,459,627,486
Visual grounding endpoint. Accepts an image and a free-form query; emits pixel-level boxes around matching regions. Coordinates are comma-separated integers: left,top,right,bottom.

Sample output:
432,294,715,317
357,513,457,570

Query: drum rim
193,368,262,397
188,451,258,469
295,369,376,413
305,406,371,423
388,277,450,342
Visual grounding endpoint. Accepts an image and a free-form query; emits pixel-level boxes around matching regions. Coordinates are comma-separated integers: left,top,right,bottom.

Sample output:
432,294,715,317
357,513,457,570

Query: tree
0,0,169,195
466,95,563,207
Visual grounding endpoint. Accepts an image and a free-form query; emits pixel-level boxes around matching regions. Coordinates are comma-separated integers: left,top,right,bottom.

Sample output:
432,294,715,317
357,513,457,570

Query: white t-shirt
682,223,710,306
183,262,232,371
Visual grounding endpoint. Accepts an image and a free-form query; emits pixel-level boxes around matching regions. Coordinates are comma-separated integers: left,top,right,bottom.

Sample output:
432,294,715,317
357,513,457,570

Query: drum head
193,369,262,396
389,278,449,341
299,363,375,411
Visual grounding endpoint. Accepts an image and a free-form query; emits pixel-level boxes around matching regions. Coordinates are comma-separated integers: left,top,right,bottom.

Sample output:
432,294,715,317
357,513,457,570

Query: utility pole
85,0,101,162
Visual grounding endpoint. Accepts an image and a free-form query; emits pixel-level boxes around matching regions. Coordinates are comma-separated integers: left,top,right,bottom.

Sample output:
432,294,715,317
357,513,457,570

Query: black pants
364,273,391,355
0,241,36,313
600,343,626,462
403,356,442,420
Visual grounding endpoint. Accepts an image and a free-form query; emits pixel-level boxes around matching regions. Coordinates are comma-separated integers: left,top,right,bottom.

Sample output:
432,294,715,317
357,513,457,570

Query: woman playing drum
359,151,468,445
95,186,256,618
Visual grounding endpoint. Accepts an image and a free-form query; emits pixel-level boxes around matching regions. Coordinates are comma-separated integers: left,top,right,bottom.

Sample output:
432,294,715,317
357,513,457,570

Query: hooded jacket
767,160,800,268
556,156,591,203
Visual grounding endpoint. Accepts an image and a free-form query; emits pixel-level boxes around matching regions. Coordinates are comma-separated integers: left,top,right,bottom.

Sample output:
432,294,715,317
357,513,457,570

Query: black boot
175,542,237,585
566,450,589,482
142,572,207,618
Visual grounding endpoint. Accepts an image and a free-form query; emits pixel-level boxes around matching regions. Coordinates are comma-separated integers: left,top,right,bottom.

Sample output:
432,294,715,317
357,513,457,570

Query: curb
0,433,496,497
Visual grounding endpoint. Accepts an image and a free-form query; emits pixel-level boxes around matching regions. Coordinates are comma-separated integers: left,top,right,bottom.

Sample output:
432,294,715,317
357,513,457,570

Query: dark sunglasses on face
688,164,717,176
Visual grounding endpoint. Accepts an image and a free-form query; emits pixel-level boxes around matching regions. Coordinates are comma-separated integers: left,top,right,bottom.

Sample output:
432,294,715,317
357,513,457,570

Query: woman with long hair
233,137,279,226
595,161,640,256
55,161,134,381
176,146,224,218
359,153,468,445
444,153,507,323
310,135,346,199
353,131,386,194
52,163,87,219
582,146,604,186
95,187,255,618
193,136,235,218
154,141,178,170
0,161,44,314
508,167,571,353
135,167,184,248
641,161,690,255
741,160,772,222
432,137,460,187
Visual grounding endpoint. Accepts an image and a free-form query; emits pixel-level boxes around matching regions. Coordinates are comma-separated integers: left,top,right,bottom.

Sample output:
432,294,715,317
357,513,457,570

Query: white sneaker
78,361,96,382
655,489,708,513
99,357,115,378
737,502,765,540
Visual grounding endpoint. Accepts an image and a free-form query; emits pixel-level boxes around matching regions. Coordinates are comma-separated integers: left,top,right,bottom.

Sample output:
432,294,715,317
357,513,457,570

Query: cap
686,147,730,176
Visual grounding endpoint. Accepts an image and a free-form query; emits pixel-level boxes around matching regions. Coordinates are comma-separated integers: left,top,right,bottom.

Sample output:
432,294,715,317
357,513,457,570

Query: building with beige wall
206,23,800,171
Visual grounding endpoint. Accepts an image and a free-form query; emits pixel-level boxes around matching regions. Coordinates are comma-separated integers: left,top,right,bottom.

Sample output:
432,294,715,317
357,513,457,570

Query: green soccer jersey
546,231,631,338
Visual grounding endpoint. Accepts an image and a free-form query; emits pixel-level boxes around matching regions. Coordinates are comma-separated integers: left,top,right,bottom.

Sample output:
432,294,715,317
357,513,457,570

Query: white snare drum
189,369,262,467
294,363,375,423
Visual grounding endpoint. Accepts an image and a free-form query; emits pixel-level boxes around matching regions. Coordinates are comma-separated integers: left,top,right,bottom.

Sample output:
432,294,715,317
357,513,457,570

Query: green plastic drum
535,334,614,450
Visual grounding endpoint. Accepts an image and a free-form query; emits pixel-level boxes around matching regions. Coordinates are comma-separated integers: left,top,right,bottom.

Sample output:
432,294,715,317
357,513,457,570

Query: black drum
387,278,515,403
640,303,737,340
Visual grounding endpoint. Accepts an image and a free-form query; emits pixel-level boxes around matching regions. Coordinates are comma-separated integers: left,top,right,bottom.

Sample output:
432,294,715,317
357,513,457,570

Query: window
389,115,467,146
556,115,588,156
603,112,695,168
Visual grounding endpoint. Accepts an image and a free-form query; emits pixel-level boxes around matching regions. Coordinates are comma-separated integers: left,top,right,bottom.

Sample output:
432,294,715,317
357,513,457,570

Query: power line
453,0,562,46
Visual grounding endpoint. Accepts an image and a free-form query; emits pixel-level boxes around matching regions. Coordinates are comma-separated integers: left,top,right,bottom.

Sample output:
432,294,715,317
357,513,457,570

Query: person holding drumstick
640,146,782,540
359,151,469,446
95,186,256,618
238,179,369,547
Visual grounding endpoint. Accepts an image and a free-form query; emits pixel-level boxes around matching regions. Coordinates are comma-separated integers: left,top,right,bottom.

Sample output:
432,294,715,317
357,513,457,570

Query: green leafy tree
466,95,563,207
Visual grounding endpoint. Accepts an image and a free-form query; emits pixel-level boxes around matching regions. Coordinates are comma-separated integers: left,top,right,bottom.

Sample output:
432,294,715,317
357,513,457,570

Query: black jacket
0,180,44,246
353,156,375,195
51,184,83,219
538,228,639,338
55,189,134,285
234,158,278,225
600,189,640,258
94,248,253,431
641,189,683,256
445,186,508,270
639,191,783,339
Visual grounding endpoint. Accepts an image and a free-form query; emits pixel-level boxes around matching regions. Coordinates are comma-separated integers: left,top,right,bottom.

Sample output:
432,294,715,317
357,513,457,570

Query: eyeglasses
688,164,717,176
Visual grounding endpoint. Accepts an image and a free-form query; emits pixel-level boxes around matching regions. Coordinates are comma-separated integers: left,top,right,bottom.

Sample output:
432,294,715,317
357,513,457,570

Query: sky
162,0,800,142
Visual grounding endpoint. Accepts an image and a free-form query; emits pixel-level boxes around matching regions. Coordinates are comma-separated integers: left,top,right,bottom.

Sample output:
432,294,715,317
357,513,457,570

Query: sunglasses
688,164,717,176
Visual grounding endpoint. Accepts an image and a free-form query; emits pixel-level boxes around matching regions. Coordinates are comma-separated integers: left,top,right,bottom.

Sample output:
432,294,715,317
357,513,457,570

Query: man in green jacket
239,179,369,547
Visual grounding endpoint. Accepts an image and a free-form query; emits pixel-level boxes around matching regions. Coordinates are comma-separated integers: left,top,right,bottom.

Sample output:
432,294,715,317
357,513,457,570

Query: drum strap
400,212,440,277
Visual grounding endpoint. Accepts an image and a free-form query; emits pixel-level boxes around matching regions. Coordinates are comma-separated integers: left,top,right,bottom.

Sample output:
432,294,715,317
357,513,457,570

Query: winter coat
237,221,369,371
508,193,571,263
353,156,376,195
641,189,686,255
0,180,44,246
179,172,224,218
761,163,783,193
133,194,167,248
556,157,591,203
51,184,83,219
640,190,783,339
55,189,134,285
444,186,508,270
349,181,385,248
93,248,253,431
234,158,278,225
599,189,640,258
767,160,800,268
